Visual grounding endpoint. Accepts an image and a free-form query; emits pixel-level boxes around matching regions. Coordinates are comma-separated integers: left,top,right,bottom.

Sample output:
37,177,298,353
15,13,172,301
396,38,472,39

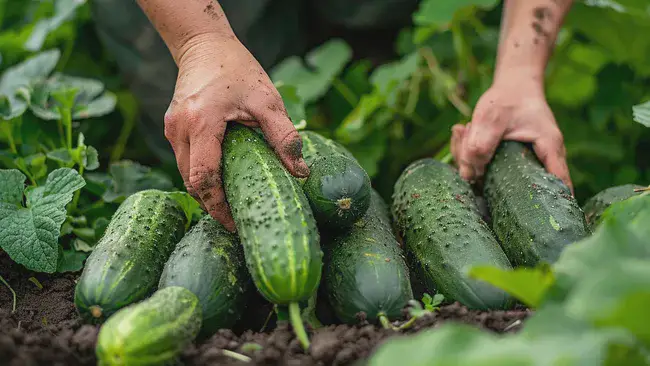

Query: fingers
164,107,197,201
254,103,310,178
459,118,506,182
532,136,574,194
450,124,466,169
187,122,237,232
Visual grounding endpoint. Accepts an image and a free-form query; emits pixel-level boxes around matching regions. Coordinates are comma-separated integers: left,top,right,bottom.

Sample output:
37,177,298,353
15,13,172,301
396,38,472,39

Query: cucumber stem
378,313,393,330
0,274,16,313
222,349,252,363
289,302,310,351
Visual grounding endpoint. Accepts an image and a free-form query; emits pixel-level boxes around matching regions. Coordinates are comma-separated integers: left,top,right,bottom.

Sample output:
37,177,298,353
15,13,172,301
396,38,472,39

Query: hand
450,73,573,193
164,33,309,231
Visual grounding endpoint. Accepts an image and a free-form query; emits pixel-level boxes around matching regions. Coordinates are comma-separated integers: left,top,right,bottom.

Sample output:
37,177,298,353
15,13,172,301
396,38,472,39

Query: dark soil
0,252,532,366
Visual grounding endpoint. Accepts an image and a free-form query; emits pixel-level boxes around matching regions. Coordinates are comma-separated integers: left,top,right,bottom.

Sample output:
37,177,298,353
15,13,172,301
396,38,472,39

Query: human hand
450,72,573,193
164,33,309,231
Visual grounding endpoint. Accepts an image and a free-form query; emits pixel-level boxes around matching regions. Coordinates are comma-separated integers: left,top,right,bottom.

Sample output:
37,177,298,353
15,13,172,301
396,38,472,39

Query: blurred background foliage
1,0,649,207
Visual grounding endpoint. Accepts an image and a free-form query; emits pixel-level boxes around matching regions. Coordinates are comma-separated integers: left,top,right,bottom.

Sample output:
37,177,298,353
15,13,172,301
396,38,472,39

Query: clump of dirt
0,251,532,366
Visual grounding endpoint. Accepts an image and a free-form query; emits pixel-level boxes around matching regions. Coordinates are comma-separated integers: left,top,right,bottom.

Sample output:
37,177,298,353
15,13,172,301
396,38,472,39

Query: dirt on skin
0,252,531,366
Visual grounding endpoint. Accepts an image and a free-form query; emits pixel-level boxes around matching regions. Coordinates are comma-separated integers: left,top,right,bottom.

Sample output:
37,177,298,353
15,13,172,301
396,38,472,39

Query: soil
0,251,532,366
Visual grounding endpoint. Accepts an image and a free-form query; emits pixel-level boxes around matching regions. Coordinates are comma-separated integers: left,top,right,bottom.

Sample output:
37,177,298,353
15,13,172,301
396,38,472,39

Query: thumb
254,105,310,178
532,137,574,194
459,120,505,179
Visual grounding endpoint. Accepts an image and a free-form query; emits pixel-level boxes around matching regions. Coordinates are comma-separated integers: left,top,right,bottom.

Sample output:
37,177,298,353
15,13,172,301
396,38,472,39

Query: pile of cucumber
76,125,606,365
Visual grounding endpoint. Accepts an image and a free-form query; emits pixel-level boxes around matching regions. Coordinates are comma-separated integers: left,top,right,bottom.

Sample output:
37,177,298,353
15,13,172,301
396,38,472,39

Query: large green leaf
632,101,650,127
0,168,85,273
270,39,352,103
0,49,60,119
413,0,500,28
24,0,87,52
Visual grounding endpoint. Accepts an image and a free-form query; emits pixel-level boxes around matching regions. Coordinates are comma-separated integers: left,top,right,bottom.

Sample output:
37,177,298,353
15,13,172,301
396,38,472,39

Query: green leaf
101,160,174,203
276,83,306,127
368,313,640,366
0,49,60,119
73,238,93,253
632,101,650,127
46,148,73,164
370,51,420,96
270,39,352,103
24,0,87,52
168,191,204,229
413,0,500,28
29,73,117,120
0,168,85,273
56,248,88,273
468,264,555,309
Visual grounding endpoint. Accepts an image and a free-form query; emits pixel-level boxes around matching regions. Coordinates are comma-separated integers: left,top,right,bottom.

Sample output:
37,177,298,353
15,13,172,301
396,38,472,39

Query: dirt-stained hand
450,74,573,193
164,33,309,232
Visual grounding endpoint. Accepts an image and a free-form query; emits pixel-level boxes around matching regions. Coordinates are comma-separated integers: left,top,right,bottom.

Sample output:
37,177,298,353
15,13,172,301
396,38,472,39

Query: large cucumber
158,214,251,338
582,184,645,231
95,286,202,366
74,189,187,323
484,141,590,267
392,158,512,310
222,124,322,349
299,131,371,230
325,189,414,324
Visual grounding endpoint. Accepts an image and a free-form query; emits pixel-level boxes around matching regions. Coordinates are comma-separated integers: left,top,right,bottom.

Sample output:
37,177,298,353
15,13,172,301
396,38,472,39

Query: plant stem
56,118,66,148
332,78,359,107
221,349,251,363
260,309,274,332
378,313,392,330
395,316,418,331
0,274,16,313
111,101,137,163
64,109,73,150
1,120,18,154
289,302,310,351
71,165,84,211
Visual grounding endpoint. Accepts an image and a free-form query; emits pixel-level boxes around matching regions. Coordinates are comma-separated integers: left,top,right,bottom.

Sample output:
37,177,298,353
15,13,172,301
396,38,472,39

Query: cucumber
484,141,590,267
582,184,645,231
325,189,413,324
222,124,322,349
392,158,512,310
303,154,371,230
299,130,356,163
96,286,202,366
158,214,251,338
74,189,187,323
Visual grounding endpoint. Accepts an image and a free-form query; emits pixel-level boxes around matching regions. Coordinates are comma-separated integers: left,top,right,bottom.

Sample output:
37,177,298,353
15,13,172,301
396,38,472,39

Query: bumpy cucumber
96,286,202,366
74,189,187,323
222,124,322,349
158,214,251,338
392,158,512,310
303,154,371,230
582,184,645,231
484,141,589,267
325,189,413,324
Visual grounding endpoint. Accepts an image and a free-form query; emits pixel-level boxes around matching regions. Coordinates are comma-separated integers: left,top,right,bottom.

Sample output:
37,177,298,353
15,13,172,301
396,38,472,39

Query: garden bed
0,252,531,366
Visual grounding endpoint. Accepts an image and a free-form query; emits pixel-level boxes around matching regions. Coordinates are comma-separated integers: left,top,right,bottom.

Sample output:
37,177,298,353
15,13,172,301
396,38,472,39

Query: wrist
175,31,238,67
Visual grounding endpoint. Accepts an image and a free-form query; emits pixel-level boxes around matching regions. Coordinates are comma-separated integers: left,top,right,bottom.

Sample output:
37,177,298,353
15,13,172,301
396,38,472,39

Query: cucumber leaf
632,101,650,127
0,168,85,273
56,247,88,273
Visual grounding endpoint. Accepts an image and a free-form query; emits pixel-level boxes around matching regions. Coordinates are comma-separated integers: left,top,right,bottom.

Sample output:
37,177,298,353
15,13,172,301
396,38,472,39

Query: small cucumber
325,189,414,324
74,189,187,323
158,214,252,338
582,184,645,231
95,286,202,366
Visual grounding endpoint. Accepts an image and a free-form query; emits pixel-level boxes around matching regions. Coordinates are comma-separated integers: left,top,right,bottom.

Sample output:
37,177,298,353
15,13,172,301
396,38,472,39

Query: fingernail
293,160,310,178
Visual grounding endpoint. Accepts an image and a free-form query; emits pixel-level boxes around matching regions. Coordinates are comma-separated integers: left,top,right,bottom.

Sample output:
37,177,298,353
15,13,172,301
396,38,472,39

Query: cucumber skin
299,130,356,164
158,215,251,338
95,286,202,366
325,189,414,323
484,142,589,267
74,190,187,323
392,158,513,310
222,124,323,305
582,184,645,231
303,154,371,230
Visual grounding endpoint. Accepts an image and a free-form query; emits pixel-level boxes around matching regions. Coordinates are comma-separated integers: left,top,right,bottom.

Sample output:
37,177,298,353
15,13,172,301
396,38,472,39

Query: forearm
494,0,573,84
136,0,235,64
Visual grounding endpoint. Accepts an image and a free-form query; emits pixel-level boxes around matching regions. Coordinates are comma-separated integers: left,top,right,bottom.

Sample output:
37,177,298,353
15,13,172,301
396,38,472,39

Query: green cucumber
325,189,414,324
484,141,590,267
299,130,356,163
303,154,371,230
222,124,322,350
158,214,251,338
392,158,512,310
74,189,187,323
582,184,645,231
96,286,202,366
